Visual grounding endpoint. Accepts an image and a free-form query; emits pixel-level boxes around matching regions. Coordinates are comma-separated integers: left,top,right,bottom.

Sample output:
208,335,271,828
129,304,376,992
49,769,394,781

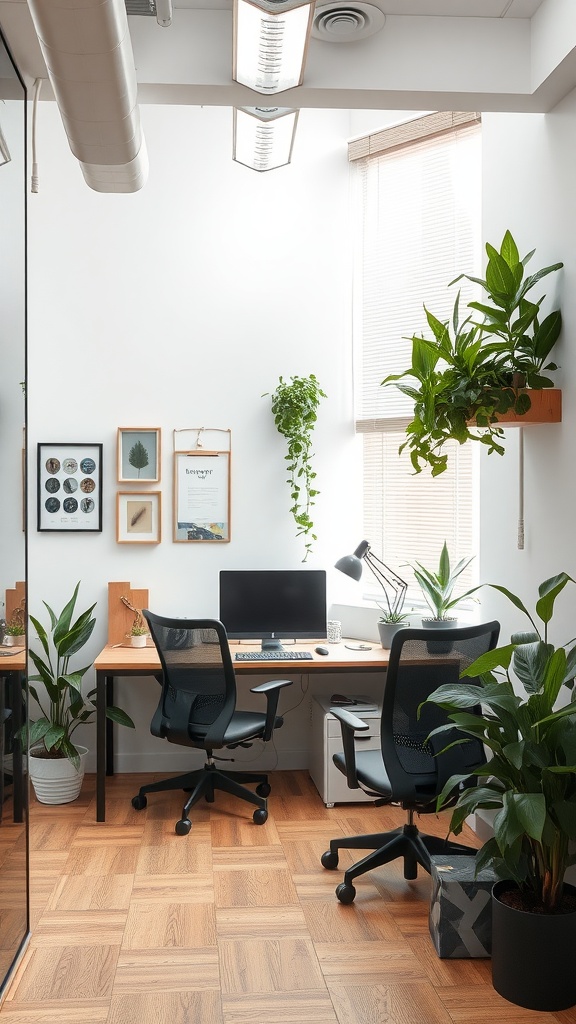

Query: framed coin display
37,443,102,532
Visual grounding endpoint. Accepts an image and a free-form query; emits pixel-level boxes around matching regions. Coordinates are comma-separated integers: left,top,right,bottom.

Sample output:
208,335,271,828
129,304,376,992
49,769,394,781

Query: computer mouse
315,646,330,656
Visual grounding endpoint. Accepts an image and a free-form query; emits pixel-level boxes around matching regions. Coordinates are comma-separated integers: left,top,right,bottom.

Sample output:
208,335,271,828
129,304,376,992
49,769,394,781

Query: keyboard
235,650,314,661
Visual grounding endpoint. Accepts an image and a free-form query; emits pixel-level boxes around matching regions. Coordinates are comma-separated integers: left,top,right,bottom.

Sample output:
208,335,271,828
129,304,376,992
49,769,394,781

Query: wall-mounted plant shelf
468,389,562,427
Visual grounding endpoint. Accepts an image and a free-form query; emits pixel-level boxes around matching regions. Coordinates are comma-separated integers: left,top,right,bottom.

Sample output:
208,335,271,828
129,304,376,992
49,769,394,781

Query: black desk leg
11,673,24,824
106,675,114,777
96,669,107,822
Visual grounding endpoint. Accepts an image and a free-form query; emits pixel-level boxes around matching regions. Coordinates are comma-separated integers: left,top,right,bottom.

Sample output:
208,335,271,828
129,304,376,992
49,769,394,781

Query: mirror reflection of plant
383,232,563,476
265,374,326,561
28,582,135,768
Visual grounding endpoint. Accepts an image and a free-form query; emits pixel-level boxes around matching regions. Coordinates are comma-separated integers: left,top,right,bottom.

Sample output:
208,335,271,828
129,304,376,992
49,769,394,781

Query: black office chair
320,621,500,903
131,612,293,834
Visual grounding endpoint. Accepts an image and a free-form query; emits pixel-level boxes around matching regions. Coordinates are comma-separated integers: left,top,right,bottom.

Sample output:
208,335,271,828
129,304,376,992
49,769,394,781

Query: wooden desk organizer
107,582,149,645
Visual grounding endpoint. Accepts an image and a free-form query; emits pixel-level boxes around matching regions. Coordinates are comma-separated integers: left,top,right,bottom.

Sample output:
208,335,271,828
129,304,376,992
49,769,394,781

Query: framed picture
37,443,103,532
117,428,161,483
117,491,161,544
173,451,230,542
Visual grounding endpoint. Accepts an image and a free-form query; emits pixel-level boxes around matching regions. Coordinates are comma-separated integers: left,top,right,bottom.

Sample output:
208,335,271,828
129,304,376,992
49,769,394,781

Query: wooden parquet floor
2,770,574,1024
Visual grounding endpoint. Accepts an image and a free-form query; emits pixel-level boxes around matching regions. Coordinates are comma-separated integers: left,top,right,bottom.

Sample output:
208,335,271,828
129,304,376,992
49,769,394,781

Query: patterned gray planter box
429,855,497,958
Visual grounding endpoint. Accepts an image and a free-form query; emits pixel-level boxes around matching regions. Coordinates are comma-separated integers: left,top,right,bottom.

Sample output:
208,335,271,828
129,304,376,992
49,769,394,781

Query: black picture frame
37,443,103,532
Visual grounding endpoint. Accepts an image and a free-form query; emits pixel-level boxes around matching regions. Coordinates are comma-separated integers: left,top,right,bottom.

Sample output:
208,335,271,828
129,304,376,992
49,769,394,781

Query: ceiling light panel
233,0,316,95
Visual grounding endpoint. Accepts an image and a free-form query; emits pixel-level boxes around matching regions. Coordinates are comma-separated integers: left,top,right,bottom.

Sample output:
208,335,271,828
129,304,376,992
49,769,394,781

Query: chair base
133,761,270,831
323,822,476,894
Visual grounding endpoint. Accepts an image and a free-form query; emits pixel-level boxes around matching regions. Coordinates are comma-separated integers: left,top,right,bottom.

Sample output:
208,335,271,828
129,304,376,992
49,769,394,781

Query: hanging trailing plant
265,374,326,561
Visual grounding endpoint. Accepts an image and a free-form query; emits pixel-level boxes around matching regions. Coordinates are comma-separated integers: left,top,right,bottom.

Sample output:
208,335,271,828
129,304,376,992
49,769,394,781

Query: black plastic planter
491,879,576,1011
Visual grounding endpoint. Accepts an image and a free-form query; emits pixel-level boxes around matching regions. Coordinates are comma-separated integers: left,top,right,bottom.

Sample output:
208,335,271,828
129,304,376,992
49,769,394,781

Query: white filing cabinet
309,694,382,807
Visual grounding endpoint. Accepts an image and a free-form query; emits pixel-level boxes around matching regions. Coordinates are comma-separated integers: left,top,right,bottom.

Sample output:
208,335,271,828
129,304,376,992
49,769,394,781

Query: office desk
0,648,26,824
94,640,389,821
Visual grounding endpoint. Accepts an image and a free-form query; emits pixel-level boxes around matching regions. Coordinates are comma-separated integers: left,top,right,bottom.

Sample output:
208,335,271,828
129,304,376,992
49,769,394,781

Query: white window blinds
352,113,481,599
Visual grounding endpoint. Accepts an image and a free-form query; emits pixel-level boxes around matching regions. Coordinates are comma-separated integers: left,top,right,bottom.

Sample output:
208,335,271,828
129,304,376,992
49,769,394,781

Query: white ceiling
2,0,576,114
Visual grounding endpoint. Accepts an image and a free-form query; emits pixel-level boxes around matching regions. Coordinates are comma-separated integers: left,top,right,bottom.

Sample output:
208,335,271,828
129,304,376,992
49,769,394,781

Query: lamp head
334,540,370,581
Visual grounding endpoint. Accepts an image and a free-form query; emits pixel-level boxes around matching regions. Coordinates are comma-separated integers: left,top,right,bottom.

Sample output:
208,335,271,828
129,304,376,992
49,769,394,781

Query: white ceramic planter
29,745,88,804
130,634,147,648
3,634,22,646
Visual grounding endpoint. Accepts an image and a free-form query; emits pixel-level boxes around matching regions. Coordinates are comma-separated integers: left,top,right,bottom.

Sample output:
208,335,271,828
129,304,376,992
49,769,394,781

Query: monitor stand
261,636,284,652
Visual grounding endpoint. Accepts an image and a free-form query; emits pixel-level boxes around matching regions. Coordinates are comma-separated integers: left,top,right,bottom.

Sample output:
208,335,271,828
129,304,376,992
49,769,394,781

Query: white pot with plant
28,582,135,804
410,540,476,629
128,612,149,648
3,622,25,646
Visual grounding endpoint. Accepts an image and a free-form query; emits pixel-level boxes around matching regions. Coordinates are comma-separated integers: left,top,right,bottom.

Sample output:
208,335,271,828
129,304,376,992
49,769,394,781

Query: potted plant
424,572,576,1011
410,540,476,629
264,374,326,561
376,603,410,648
4,620,25,646
382,231,563,475
28,582,135,804
128,612,149,648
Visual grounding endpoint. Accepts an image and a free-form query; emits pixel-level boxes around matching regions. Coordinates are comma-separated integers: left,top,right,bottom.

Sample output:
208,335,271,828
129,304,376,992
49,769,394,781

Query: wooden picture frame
117,491,161,544
37,442,102,532
173,451,230,542
117,428,161,483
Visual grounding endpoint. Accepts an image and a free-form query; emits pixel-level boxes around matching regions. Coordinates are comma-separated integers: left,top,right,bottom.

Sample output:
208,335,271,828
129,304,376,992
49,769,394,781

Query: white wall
27,102,365,770
478,93,576,647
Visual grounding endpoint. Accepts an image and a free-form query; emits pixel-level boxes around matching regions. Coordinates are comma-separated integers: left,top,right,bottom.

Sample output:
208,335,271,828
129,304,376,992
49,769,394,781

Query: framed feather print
116,491,161,544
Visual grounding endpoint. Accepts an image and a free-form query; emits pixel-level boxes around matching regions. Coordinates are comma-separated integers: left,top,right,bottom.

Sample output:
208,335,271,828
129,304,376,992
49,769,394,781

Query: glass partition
0,23,29,1003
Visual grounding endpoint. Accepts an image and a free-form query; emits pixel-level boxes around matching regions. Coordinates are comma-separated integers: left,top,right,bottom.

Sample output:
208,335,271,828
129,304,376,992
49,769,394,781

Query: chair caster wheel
321,850,339,870
205,792,215,802
256,782,271,797
175,818,191,835
336,882,356,904
132,794,147,811
253,808,268,824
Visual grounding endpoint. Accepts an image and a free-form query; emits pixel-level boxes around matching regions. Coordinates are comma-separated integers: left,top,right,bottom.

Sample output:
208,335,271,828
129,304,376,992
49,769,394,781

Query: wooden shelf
468,388,562,427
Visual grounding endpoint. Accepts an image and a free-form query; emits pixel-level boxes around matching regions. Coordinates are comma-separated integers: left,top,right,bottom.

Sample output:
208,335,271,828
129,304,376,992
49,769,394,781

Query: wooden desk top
94,640,389,674
0,647,26,671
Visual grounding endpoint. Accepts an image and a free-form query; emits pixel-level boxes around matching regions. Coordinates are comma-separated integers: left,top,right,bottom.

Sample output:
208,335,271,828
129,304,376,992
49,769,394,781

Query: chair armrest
329,706,369,790
251,678,293,741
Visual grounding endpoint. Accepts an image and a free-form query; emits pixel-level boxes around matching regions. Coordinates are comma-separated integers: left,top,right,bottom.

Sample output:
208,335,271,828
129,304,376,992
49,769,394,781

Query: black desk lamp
335,540,407,619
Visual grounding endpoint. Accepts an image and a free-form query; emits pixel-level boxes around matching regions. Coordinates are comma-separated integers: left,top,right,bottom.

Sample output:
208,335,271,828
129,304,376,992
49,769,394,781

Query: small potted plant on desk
4,619,25,647
424,572,576,1012
411,540,476,631
376,605,410,649
128,612,149,648
28,582,135,804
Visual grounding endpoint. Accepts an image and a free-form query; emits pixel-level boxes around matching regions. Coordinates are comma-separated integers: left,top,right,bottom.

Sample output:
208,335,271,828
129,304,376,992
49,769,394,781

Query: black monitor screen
219,569,327,647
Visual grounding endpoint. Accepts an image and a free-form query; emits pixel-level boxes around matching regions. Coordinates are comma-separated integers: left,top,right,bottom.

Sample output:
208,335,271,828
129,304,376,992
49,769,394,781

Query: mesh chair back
143,613,237,748
381,622,500,807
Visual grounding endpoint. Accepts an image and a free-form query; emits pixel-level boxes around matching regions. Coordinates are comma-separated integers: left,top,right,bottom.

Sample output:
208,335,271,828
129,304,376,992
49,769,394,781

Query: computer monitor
219,569,327,651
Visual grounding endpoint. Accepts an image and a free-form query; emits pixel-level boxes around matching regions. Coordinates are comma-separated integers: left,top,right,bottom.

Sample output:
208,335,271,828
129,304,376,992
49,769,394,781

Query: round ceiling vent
312,2,386,43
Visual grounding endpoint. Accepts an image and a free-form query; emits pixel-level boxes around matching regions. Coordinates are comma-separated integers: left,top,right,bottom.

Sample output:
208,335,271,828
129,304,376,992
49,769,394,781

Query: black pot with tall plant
424,572,576,1011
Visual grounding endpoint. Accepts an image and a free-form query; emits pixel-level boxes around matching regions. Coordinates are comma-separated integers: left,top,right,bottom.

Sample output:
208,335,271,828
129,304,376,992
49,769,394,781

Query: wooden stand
5,582,25,626
107,582,149,645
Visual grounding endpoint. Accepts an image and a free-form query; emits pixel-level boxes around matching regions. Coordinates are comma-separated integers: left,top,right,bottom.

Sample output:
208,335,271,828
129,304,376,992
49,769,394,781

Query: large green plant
424,572,576,912
383,232,563,476
265,374,326,561
29,582,134,767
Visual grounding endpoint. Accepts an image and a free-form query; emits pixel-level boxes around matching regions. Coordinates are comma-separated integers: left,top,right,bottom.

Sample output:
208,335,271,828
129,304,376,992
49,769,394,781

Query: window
351,112,481,602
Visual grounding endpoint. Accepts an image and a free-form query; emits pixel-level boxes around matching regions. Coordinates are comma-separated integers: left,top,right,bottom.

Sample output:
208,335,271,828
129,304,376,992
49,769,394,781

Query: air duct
26,0,148,193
